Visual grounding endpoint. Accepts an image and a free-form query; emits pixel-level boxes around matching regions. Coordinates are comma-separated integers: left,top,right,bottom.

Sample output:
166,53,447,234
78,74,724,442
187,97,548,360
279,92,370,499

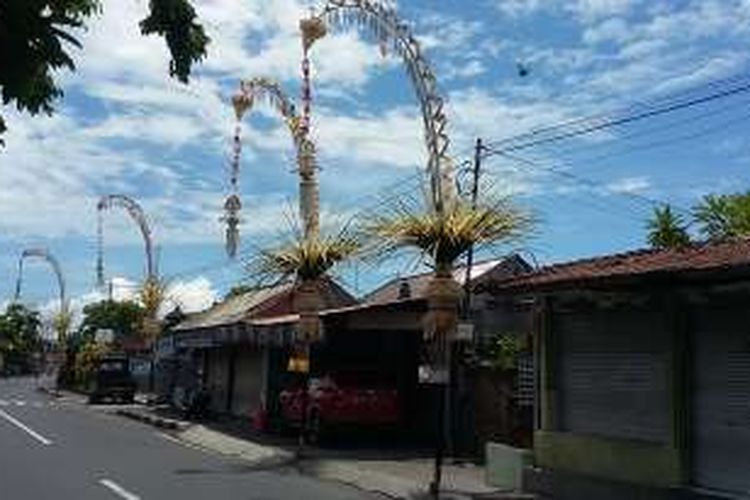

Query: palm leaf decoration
139,276,167,341
363,191,531,349
52,307,73,343
247,223,361,343
366,193,531,272
249,226,361,284
139,276,167,319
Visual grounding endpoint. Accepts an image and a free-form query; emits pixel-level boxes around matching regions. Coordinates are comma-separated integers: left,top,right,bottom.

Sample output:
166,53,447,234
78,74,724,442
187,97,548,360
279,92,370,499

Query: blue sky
2,0,750,322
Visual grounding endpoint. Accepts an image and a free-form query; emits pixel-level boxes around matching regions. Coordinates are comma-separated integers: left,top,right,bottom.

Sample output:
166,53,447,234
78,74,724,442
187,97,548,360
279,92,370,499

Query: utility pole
446,138,482,461
463,137,482,314
108,279,114,302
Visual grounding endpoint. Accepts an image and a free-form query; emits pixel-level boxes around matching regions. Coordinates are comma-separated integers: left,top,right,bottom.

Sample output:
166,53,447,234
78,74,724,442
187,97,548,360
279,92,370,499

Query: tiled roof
492,239,750,290
363,255,531,304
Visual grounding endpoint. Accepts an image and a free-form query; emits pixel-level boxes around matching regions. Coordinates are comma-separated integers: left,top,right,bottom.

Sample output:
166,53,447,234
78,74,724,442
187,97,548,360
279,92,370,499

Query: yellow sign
287,355,310,374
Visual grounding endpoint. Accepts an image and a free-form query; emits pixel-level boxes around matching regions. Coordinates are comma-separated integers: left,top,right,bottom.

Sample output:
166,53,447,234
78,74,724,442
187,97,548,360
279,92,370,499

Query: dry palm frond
139,276,167,320
366,193,532,271
53,307,72,343
248,227,361,284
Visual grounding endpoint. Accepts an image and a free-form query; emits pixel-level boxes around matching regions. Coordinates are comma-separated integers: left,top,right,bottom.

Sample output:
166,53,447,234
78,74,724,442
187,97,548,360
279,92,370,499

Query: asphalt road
0,376,384,500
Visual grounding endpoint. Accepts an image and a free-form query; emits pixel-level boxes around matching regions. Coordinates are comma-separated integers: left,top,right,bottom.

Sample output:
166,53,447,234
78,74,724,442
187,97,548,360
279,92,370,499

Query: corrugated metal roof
173,282,294,331
248,313,299,326
173,277,358,332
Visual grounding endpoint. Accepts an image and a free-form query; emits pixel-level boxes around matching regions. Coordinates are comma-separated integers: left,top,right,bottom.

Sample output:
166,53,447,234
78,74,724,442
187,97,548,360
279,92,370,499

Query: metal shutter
231,348,264,418
557,307,670,443
207,348,230,413
691,304,750,497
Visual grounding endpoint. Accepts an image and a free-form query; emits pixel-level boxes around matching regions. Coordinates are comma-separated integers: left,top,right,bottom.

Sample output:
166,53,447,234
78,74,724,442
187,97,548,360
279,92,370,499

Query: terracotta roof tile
494,239,750,290
363,256,530,304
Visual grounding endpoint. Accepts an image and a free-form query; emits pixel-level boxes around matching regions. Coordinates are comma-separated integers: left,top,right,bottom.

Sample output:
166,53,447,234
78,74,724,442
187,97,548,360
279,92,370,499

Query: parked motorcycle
176,385,212,420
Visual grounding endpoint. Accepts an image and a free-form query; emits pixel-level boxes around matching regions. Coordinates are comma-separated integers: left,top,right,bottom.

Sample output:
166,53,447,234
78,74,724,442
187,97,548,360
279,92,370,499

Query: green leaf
646,204,691,249
693,192,750,242
139,0,210,83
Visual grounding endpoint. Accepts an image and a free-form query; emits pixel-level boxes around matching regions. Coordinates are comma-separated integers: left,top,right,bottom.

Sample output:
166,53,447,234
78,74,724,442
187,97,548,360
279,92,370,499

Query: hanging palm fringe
223,78,312,258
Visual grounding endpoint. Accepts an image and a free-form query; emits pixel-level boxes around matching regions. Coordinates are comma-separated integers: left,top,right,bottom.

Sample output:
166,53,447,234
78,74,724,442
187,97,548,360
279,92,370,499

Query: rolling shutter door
231,348,264,418
691,304,750,497
207,348,230,413
557,308,670,443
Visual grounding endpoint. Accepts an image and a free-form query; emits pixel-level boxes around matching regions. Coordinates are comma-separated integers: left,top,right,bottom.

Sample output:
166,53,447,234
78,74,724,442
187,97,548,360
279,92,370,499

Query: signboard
418,365,449,384
155,336,175,359
95,328,115,344
287,343,310,373
287,354,310,373
455,322,474,342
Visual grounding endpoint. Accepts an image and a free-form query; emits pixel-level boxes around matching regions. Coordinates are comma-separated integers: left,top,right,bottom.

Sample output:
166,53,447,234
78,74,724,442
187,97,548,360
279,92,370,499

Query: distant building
164,278,355,419
163,256,534,453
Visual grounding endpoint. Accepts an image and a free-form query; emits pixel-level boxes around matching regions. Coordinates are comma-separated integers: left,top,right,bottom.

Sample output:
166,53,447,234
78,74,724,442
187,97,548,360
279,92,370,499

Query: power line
489,150,687,216
508,108,750,180
482,80,750,156
529,95,750,160
448,72,750,178
482,72,750,149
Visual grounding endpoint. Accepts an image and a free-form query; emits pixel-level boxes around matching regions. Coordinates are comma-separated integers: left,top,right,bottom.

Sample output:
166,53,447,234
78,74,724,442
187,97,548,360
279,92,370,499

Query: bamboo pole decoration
302,0,456,215
298,139,320,240
299,16,326,241
223,79,321,257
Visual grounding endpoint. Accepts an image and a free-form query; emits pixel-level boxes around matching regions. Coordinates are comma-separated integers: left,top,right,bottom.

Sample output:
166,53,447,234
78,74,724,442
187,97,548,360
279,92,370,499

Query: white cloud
494,0,544,18
447,87,578,149
569,0,641,22
606,176,651,194
583,17,630,44
314,106,424,169
445,60,486,80
0,0,435,249
33,276,139,338
32,275,217,341
494,0,640,21
164,277,218,314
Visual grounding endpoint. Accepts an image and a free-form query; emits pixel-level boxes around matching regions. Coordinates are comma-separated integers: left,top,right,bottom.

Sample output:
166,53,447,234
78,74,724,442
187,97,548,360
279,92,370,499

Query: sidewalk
114,405,529,499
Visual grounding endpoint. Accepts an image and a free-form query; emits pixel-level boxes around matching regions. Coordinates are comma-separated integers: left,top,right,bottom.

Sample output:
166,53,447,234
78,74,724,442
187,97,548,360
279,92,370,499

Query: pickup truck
279,372,400,441
88,354,137,404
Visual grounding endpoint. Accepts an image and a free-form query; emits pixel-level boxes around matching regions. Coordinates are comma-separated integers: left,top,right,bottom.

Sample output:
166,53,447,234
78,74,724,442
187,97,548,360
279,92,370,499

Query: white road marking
99,479,141,500
14,400,26,406
0,408,53,445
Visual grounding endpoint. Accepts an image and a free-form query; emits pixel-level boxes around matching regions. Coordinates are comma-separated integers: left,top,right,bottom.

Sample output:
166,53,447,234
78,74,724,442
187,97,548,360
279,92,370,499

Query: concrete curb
110,407,525,500
115,408,188,431
35,385,62,398
177,424,296,470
